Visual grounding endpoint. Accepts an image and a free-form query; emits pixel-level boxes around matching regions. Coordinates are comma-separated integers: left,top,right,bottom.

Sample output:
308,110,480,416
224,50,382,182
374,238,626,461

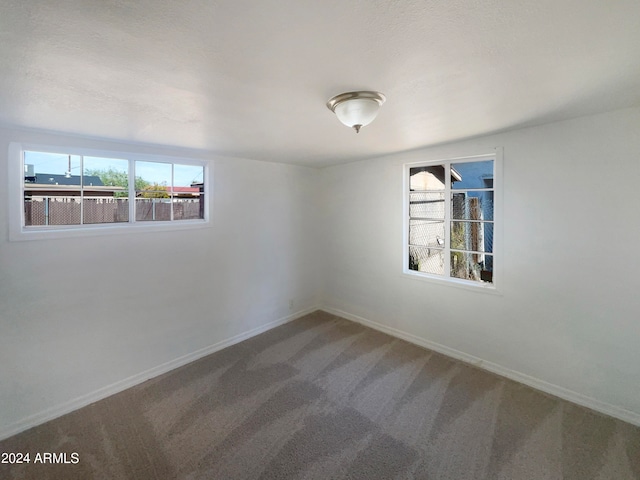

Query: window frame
9,142,211,241
403,148,502,293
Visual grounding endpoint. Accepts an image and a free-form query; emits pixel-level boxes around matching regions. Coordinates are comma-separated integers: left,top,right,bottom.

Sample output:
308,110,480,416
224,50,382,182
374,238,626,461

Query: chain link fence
25,196,202,225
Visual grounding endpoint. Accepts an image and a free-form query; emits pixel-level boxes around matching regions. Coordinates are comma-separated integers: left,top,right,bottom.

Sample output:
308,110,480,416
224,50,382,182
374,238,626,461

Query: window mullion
80,155,84,225
170,163,174,221
406,167,411,271
443,162,451,278
128,159,135,223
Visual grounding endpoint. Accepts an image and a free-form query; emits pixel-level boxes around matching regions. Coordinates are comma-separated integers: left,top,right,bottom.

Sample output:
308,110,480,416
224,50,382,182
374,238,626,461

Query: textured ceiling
1,0,640,167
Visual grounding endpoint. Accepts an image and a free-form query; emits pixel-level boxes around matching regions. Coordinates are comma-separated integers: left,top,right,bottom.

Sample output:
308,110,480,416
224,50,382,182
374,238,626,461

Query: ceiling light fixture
326,91,386,133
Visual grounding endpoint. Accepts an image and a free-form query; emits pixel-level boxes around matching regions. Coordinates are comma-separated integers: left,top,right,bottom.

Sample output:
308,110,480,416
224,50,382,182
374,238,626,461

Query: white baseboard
0,306,319,441
322,306,640,428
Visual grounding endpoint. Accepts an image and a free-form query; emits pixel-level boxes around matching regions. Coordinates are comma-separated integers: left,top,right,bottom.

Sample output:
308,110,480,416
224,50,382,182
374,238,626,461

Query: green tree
84,168,150,197
140,183,170,198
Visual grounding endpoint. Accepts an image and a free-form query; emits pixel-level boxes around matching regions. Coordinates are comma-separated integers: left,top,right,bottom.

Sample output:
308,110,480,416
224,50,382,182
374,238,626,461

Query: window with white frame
11,144,208,239
405,152,499,287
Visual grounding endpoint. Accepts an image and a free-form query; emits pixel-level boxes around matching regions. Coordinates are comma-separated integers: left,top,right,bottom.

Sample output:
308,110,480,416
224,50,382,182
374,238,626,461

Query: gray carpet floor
1,310,639,479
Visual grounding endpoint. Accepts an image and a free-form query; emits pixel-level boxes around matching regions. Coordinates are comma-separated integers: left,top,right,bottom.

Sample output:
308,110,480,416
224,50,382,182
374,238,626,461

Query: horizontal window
10,143,209,240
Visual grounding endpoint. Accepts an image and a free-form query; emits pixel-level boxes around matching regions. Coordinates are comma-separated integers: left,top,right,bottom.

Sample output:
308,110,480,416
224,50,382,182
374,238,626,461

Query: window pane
136,198,171,221
409,219,444,247
173,164,204,220
173,164,203,189
83,157,128,189
25,151,81,181
409,246,444,275
25,196,82,226
451,160,494,190
409,165,446,191
409,192,444,219
24,152,82,225
450,221,493,253
84,198,129,224
451,252,493,283
83,157,129,224
135,161,171,196
172,197,203,220
135,161,171,221
452,191,493,221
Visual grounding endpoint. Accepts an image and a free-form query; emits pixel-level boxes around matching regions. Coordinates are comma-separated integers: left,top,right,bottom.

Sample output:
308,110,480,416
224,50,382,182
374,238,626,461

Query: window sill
401,269,502,295
10,219,210,242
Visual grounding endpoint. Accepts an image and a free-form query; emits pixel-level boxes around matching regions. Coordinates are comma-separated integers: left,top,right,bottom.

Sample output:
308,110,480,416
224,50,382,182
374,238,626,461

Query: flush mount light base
326,91,386,133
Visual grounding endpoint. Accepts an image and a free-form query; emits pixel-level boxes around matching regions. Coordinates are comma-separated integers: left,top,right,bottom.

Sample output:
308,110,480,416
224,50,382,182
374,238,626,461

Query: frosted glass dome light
327,91,386,133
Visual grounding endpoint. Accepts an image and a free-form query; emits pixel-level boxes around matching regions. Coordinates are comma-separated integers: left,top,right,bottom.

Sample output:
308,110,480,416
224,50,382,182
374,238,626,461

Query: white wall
0,127,321,438
320,106,640,423
2,106,639,439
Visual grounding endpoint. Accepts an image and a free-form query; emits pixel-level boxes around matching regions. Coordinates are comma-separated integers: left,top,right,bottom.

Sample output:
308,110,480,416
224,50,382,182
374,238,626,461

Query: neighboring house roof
23,174,202,197
168,186,200,194
25,173,105,186
409,165,462,190
24,173,125,196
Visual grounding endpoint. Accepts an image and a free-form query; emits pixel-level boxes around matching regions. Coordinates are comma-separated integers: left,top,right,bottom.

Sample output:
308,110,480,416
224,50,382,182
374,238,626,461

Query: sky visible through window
25,151,204,187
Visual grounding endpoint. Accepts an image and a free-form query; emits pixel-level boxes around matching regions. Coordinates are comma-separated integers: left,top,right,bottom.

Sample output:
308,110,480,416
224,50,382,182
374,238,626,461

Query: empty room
1,0,639,479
